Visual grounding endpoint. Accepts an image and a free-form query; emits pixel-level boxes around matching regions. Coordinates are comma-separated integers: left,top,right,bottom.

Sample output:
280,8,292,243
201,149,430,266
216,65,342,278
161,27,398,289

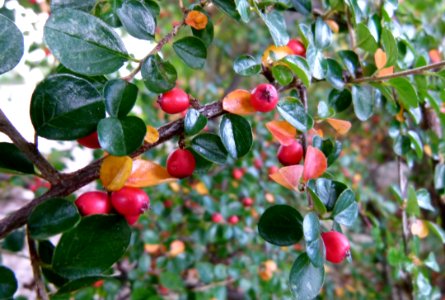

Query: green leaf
306,44,325,79
44,8,129,75
0,14,24,75
312,136,341,166
434,163,445,192
328,89,352,113
52,215,131,279
141,54,177,94
235,0,250,23
104,79,138,118
185,108,207,136
406,185,420,217
307,178,347,211
352,85,374,121
314,18,332,49
416,188,435,212
424,253,440,272
381,28,398,67
303,212,325,267
425,221,445,244
0,143,34,174
367,14,381,42
219,114,253,158
277,97,314,132
324,58,344,90
192,16,214,47
290,0,311,14
187,147,213,174
289,253,325,300
93,0,124,27
117,0,155,40
393,135,411,156
212,0,241,21
260,10,289,46
338,50,360,78
51,0,96,12
281,55,312,87
271,64,294,86
258,205,303,246
408,130,423,159
356,23,378,53
332,189,358,226
2,230,25,252
30,74,105,140
159,272,184,291
191,133,228,164
97,116,146,156
173,36,207,69
388,78,419,108
57,276,106,294
0,266,17,299
28,198,81,240
233,55,261,76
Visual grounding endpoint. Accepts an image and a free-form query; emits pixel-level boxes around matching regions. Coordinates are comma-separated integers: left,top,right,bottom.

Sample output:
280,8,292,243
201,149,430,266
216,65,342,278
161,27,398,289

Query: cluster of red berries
211,213,239,225
75,187,150,225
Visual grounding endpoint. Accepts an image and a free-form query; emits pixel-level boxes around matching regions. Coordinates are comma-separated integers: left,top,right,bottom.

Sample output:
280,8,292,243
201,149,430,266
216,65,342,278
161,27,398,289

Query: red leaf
303,146,327,181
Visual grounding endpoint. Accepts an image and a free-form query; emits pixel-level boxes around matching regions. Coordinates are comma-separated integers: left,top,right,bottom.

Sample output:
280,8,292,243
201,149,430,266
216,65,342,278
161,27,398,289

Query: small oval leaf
219,114,253,158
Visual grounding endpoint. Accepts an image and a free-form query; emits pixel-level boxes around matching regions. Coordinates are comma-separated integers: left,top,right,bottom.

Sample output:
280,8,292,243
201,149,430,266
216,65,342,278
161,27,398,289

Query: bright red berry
242,197,254,207
111,187,150,216
232,168,244,180
250,83,279,112
287,39,306,57
268,166,279,176
75,191,112,216
277,140,303,166
158,87,190,114
321,231,351,264
211,213,224,223
228,215,239,225
77,131,101,149
166,149,196,178
124,214,140,225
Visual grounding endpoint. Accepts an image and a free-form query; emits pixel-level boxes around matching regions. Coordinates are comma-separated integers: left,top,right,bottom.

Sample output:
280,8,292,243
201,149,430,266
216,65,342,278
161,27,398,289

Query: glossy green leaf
2,230,25,252
367,14,381,42
191,133,228,164
141,54,177,94
406,185,420,217
416,189,435,212
328,89,352,113
347,0,364,23
0,266,17,299
258,205,303,246
219,114,252,158
38,241,68,287
303,212,325,267
0,14,24,75
52,215,131,279
30,74,105,140
0,143,34,174
117,0,155,40
356,23,378,53
424,253,440,272
277,97,314,132
306,44,325,79
434,163,445,192
260,10,289,46
282,55,311,87
192,16,214,47
388,78,418,108
381,28,398,67
338,50,360,78
312,136,341,165
324,58,344,90
307,178,347,211
290,0,311,14
425,221,445,244
173,36,207,69
97,116,146,156
212,0,241,20
233,55,261,76
185,108,207,136
235,0,250,22
352,85,374,121
51,0,96,12
271,64,294,86
187,147,213,174
93,0,124,27
104,79,138,118
44,9,129,75
332,189,358,226
408,130,423,159
393,135,411,156
314,18,332,49
28,198,81,240
289,253,325,300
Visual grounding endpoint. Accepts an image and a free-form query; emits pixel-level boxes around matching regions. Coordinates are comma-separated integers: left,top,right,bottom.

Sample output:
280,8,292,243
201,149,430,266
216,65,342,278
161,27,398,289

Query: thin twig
191,278,235,292
27,227,49,300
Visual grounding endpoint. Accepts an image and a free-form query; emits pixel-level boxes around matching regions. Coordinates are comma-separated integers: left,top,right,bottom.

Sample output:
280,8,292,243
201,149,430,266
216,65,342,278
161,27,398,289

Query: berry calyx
242,197,254,207
211,213,224,223
166,149,196,178
321,231,351,264
228,215,239,225
250,83,279,112
277,140,304,166
77,131,101,149
111,187,150,216
158,87,190,114
75,191,111,216
287,39,306,57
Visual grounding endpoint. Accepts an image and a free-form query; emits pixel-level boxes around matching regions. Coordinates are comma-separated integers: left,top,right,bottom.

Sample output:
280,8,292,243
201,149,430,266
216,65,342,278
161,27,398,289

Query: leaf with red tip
303,146,327,181
222,89,256,115
265,120,297,145
125,159,176,187
326,118,351,135
270,165,303,191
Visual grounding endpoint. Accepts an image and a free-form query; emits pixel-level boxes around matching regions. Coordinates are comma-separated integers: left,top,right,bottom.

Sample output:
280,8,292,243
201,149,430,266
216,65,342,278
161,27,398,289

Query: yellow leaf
222,89,256,115
374,48,387,69
168,240,185,257
262,45,293,65
125,159,177,188
325,20,339,33
192,181,208,195
185,10,208,30
144,243,161,254
100,156,133,191
144,125,159,144
326,118,351,135
265,120,297,145
411,219,429,239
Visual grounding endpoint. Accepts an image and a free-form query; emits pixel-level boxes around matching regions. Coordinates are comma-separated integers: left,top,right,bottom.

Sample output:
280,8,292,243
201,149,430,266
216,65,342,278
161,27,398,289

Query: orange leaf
269,165,303,191
269,171,294,191
185,10,208,30
262,45,293,65
125,159,177,188
100,156,133,191
168,240,186,257
265,120,297,145
374,48,387,69
144,125,159,144
303,146,327,181
222,89,256,115
377,66,394,77
429,49,442,64
326,118,351,135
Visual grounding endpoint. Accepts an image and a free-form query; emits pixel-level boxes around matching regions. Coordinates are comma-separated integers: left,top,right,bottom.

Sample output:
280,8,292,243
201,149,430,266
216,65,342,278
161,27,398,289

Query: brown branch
0,109,62,184
27,227,49,300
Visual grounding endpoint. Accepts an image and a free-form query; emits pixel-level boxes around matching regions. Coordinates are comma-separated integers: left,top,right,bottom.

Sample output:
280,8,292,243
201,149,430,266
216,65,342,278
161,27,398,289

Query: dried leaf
262,45,293,65
265,120,297,145
125,159,176,188
303,146,327,181
144,125,159,144
222,89,256,115
185,10,208,30
270,165,303,191
326,118,351,135
377,66,394,77
100,155,133,191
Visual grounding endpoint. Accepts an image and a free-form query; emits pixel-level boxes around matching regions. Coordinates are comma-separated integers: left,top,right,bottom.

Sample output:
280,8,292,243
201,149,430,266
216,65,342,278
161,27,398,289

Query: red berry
77,132,101,149
277,140,303,166
321,231,351,264
268,166,279,176
158,87,190,114
124,214,140,225
166,149,196,178
164,199,173,209
242,197,254,207
228,215,239,225
253,158,263,169
287,39,306,57
75,191,112,216
111,187,150,216
211,213,224,223
92,280,104,288
232,168,244,180
250,83,279,112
